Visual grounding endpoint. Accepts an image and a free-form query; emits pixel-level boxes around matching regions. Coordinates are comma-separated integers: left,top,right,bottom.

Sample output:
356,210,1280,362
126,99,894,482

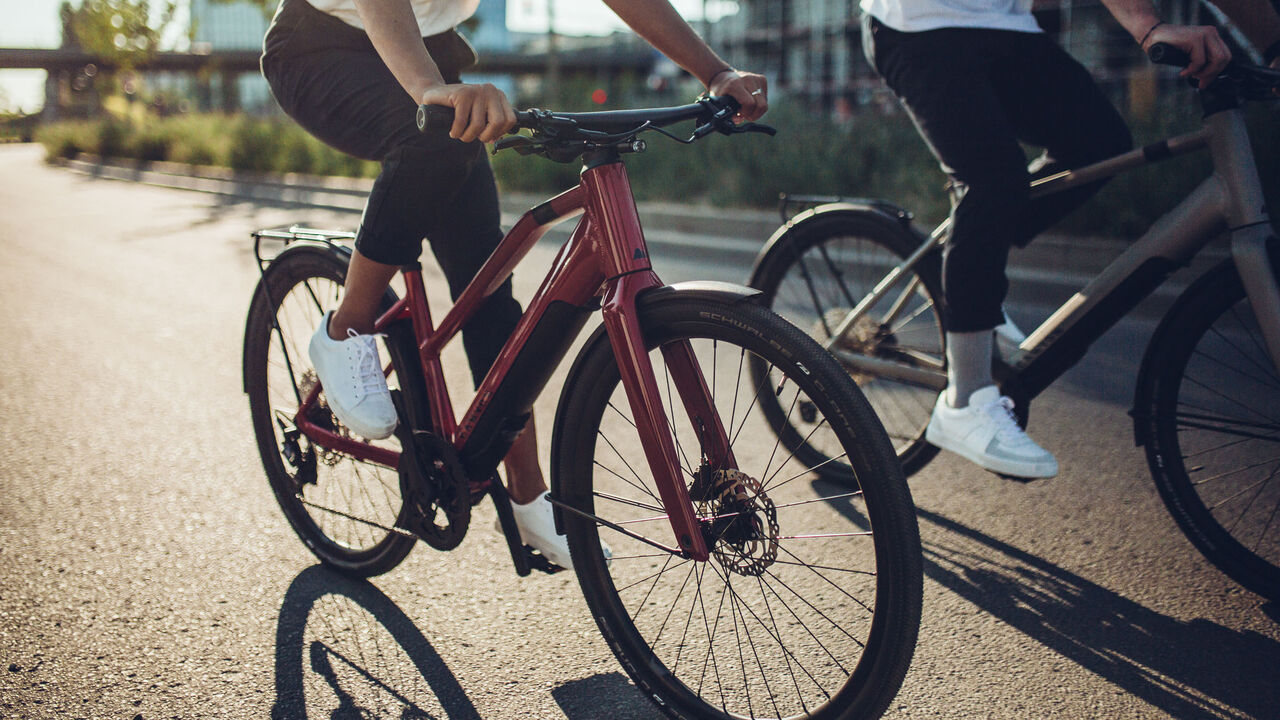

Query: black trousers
261,0,522,386
863,17,1133,332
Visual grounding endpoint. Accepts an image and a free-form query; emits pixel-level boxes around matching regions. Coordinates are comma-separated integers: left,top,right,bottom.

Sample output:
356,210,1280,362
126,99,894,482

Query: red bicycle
243,97,922,720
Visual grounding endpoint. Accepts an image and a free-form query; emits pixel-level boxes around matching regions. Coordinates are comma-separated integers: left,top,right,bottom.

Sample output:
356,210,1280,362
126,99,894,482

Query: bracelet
705,66,734,87
1139,20,1165,49
1264,39,1280,65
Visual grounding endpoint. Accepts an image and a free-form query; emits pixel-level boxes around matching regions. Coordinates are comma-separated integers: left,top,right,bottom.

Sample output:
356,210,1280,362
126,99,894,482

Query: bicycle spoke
756,566,851,677
1192,344,1280,394
592,490,665,515
1250,495,1280,554
648,561,698,652
1223,464,1280,537
595,435,664,508
1190,457,1280,486
1183,373,1277,426
775,542,875,618
628,553,678,625
1204,465,1280,511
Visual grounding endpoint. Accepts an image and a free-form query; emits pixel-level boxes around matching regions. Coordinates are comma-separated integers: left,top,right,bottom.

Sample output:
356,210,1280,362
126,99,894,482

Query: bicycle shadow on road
551,673,665,720
821,486,1280,720
272,564,482,720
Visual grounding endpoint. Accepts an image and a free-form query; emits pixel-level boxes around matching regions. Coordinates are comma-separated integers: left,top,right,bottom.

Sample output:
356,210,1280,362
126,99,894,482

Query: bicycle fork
584,163,729,562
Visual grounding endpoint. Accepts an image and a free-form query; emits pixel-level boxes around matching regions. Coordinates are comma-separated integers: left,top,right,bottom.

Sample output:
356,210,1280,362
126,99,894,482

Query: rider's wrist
703,66,734,89
1138,19,1165,50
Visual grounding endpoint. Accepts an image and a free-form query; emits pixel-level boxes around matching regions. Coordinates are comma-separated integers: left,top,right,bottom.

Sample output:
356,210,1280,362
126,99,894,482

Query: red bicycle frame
292,157,738,561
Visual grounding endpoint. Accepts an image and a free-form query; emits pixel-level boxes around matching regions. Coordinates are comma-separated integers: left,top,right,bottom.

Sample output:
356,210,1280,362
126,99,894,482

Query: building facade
188,0,273,111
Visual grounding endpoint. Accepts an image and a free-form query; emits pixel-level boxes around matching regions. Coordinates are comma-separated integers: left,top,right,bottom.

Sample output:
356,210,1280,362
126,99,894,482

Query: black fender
749,199,925,284
547,281,760,528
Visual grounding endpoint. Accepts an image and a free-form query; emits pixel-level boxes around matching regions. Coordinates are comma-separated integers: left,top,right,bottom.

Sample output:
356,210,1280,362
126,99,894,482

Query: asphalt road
2,143,1278,720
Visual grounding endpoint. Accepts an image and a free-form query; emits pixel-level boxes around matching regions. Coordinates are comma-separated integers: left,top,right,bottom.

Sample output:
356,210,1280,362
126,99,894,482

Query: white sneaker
508,491,612,570
994,309,1026,361
925,385,1058,478
307,311,398,440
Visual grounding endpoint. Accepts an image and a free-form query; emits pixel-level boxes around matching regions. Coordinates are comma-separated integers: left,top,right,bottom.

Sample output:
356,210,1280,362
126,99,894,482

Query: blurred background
2,0,1276,235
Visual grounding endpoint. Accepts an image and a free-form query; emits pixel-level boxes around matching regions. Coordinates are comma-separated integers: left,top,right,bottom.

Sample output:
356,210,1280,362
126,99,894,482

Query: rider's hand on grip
416,104,455,134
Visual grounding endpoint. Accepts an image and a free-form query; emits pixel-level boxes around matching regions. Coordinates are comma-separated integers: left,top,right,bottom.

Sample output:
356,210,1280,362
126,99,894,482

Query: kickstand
489,477,531,577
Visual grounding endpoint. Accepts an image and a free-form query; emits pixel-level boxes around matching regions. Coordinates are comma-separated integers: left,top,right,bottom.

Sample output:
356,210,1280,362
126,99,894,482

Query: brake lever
493,135,539,155
733,122,777,136
691,118,778,140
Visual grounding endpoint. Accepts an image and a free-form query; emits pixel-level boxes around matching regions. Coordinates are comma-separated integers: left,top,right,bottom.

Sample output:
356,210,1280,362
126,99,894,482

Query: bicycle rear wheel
1140,259,1280,601
552,294,922,720
748,212,945,478
243,246,420,577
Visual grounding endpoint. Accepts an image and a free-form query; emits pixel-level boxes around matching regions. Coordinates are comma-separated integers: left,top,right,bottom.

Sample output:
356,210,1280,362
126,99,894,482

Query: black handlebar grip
416,104,455,133
1148,43,1191,68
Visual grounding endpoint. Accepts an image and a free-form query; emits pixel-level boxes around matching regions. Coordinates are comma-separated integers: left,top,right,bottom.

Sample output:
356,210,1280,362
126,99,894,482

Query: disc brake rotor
694,468,779,577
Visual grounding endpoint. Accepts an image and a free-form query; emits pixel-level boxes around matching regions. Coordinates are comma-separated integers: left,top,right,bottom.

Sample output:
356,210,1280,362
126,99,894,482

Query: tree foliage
64,0,177,68
210,0,274,11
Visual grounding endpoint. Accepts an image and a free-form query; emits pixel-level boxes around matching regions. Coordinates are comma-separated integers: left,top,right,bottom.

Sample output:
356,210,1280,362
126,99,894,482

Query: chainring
397,429,471,551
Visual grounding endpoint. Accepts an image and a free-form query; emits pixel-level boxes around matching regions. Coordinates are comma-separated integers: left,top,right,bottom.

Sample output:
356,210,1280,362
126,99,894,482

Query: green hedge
35,101,1278,238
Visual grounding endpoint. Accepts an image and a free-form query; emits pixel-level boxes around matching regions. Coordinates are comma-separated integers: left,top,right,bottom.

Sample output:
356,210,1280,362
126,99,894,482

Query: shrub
34,121,95,160
129,122,172,162
95,117,131,159
228,116,282,173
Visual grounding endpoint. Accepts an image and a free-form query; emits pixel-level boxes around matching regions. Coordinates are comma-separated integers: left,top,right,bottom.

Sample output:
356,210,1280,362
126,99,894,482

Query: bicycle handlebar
1147,42,1280,97
415,96,775,163
417,96,748,135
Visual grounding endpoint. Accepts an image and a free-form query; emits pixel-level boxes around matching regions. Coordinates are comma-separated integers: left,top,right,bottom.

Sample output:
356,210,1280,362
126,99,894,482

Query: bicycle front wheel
748,212,946,478
552,295,922,720
1140,259,1280,601
243,246,420,578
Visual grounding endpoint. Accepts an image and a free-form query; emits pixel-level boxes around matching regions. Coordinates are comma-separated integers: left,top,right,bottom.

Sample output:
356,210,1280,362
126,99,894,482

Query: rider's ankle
327,312,373,341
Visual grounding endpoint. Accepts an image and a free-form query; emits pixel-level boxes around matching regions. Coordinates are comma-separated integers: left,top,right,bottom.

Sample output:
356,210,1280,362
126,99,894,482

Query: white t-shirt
308,0,480,37
860,0,1042,33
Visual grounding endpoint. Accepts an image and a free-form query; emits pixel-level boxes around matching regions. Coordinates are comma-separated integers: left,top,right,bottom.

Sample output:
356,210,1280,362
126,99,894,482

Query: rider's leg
946,330,993,408
994,32,1133,244
504,421,546,505
867,23,1057,477
328,250,398,338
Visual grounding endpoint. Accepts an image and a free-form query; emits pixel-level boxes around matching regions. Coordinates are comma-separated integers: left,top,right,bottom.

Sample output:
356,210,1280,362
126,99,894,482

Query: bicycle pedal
523,545,567,574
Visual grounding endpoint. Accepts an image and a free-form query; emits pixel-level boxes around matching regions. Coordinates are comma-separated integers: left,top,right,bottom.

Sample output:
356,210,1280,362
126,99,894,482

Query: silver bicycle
746,45,1280,601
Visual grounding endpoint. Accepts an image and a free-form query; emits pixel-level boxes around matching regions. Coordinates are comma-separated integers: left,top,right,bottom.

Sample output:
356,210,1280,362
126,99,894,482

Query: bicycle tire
244,245,421,577
552,294,922,720
1138,258,1280,601
749,210,946,478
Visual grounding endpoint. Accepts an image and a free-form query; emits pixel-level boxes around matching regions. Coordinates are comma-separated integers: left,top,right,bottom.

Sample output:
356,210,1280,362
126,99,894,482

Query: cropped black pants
863,17,1133,332
261,0,521,386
